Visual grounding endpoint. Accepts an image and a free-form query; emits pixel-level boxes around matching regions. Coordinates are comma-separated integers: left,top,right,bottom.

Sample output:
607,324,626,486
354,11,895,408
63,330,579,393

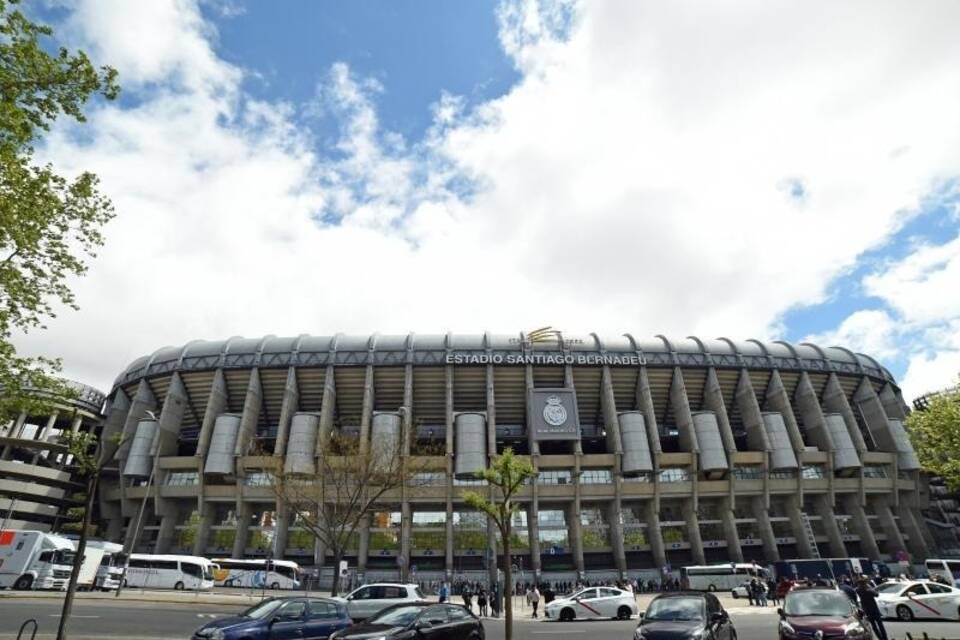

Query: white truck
0,530,75,590
83,540,126,591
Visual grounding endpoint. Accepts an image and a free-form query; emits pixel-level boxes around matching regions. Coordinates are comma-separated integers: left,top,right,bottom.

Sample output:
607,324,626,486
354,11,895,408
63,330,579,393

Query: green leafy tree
0,0,118,422
906,382,960,490
463,449,536,640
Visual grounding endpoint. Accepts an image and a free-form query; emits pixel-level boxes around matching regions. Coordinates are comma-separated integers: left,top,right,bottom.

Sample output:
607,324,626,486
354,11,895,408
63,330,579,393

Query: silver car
338,583,427,620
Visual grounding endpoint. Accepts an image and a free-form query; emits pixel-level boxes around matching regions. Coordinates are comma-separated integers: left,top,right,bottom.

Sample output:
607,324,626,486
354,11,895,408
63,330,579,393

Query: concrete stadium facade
97,333,936,583
0,381,106,532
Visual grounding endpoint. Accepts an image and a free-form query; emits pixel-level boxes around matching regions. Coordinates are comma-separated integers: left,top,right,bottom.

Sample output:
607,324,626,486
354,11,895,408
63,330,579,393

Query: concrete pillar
568,501,584,576
274,503,290,558
197,370,228,460
823,373,868,453
736,371,771,453
787,495,816,558
683,500,706,565
645,501,667,569
601,367,623,455
636,367,663,459
608,495,627,578
444,363,454,579
154,372,188,458
233,502,252,558
37,412,59,443
898,505,931,559
154,514,177,554
357,514,370,574
721,498,744,562
234,369,262,456
117,379,157,462
193,509,214,556
841,494,880,559
671,368,698,454
400,502,412,582
70,413,82,436
704,368,737,456
317,365,336,458
794,372,831,451
752,497,781,562
813,494,847,558
404,363,414,457
878,384,908,421
527,502,541,578
525,365,542,577
765,370,805,453
273,368,299,456
485,360,498,589
873,499,905,558
359,365,375,451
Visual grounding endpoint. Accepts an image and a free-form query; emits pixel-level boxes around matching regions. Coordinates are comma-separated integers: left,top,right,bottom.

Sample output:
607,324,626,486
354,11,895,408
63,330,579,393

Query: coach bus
123,554,216,590
680,563,769,591
925,559,960,587
212,558,302,589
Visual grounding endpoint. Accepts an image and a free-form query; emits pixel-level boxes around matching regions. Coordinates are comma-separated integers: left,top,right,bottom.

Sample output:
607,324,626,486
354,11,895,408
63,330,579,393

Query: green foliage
369,531,399,550
0,0,118,421
211,529,236,551
906,384,960,490
581,529,608,549
623,530,647,547
288,529,314,550
462,448,536,535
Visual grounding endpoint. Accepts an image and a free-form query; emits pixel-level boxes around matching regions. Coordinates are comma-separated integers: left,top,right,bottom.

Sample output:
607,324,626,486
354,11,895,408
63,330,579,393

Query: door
270,599,307,640
574,588,602,618
918,583,953,619
347,585,380,619
705,594,731,640
380,585,408,612
305,599,346,639
416,605,451,640
445,604,477,639
901,584,931,619
595,588,621,617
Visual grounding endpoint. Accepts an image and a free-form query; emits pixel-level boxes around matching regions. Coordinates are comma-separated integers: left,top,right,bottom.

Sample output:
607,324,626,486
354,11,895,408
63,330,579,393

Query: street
1,598,958,640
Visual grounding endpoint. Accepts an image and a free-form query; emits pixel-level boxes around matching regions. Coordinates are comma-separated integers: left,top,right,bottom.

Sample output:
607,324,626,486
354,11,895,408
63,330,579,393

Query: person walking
856,577,888,640
747,579,756,606
767,578,779,607
438,582,449,603
462,586,473,612
527,585,541,618
477,589,488,617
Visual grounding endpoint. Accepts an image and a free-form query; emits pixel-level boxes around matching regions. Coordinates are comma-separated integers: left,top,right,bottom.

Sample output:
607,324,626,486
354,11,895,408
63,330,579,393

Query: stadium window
863,465,888,479
243,471,272,486
537,470,573,485
801,465,825,480
732,466,763,480
579,469,612,484
769,469,798,480
165,471,199,486
658,468,689,483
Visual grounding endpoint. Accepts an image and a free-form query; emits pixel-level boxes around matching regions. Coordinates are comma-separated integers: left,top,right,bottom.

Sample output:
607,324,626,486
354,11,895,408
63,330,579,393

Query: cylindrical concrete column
619,412,654,475
825,413,861,470
692,411,728,474
204,414,241,475
285,413,320,475
371,412,402,472
123,419,158,478
762,412,798,470
454,413,487,478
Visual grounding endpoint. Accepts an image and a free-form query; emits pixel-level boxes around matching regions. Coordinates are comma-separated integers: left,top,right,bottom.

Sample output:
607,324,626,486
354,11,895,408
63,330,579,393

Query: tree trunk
502,526,512,640
331,551,342,597
57,473,98,640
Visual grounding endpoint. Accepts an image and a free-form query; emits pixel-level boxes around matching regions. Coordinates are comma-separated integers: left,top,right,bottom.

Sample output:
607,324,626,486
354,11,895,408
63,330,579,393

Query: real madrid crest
543,395,568,427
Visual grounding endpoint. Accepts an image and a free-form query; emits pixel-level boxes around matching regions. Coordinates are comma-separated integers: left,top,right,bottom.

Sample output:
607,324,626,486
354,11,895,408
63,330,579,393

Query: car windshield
784,591,852,617
241,599,284,620
644,597,704,621
369,605,424,626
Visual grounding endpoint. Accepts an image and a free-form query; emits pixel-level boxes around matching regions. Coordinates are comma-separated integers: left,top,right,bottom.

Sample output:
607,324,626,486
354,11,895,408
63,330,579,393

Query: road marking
532,631,585,634
48,615,99,618
196,613,222,618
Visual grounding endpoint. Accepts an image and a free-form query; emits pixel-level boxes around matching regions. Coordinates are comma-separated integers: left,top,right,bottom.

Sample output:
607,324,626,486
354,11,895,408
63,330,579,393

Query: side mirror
710,612,724,624
638,612,644,620
269,615,280,626
777,608,785,618
416,620,433,630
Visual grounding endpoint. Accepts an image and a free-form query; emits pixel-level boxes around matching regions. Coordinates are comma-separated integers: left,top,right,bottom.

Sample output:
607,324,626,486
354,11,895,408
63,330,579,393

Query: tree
0,0,118,422
906,380,960,490
463,449,537,640
268,429,433,596
55,428,122,640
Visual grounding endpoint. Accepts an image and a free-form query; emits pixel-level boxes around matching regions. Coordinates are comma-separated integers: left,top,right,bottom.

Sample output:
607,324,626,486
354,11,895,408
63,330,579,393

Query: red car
778,588,872,640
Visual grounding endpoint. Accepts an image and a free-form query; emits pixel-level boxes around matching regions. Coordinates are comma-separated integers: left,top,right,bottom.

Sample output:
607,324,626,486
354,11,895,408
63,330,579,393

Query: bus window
948,561,960,578
182,562,202,579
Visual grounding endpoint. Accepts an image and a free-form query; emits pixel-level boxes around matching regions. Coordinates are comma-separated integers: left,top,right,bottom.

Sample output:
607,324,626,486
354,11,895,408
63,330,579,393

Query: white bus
123,554,215,590
212,558,302,590
925,559,960,587
681,563,769,592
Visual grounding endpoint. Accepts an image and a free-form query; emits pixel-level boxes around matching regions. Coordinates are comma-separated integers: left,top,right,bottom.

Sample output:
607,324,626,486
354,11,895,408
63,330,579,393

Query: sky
13,0,960,402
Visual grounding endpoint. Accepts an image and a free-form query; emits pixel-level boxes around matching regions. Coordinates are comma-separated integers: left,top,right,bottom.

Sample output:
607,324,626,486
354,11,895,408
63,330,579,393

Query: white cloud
804,310,899,360
13,0,960,393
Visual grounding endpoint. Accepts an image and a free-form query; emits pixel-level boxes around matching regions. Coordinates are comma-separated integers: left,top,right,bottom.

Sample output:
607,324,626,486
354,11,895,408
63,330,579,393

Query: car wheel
174,581,184,590
707,584,716,592
122,579,128,588
732,592,738,599
560,608,575,622
896,605,914,621
13,575,33,590
271,582,279,590
617,606,632,620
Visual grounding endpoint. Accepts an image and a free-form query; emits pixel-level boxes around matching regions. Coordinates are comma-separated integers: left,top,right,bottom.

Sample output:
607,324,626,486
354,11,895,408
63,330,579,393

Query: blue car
192,597,351,640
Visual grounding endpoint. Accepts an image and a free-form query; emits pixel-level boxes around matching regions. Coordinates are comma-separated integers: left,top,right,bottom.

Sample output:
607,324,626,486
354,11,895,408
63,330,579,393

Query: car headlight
842,622,868,638
210,630,224,640
780,621,798,640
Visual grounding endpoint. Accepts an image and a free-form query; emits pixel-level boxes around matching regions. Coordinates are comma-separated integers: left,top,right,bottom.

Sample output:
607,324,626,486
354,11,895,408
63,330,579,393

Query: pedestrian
491,583,500,618
767,578,779,607
527,585,541,618
747,579,756,606
856,577,888,640
839,577,858,604
438,582,449,603
462,586,472,612
477,589,488,617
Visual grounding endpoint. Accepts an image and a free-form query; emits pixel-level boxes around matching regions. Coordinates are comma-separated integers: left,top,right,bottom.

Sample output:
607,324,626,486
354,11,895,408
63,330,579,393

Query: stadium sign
444,353,642,366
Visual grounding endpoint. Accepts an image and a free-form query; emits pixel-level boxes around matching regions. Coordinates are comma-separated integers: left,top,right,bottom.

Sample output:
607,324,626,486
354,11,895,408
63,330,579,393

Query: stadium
95,332,935,584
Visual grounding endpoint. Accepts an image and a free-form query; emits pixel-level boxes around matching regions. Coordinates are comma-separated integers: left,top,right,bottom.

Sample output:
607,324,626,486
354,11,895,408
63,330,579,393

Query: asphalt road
0,599,958,640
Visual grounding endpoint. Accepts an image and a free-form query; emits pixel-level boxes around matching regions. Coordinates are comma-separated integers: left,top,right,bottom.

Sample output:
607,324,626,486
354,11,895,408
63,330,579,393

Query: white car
544,587,638,621
876,580,960,622
334,583,427,620
731,581,751,598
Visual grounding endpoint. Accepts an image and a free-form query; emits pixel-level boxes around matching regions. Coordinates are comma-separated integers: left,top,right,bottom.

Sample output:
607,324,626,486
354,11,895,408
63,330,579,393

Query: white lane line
48,614,100,618
532,631,585,634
